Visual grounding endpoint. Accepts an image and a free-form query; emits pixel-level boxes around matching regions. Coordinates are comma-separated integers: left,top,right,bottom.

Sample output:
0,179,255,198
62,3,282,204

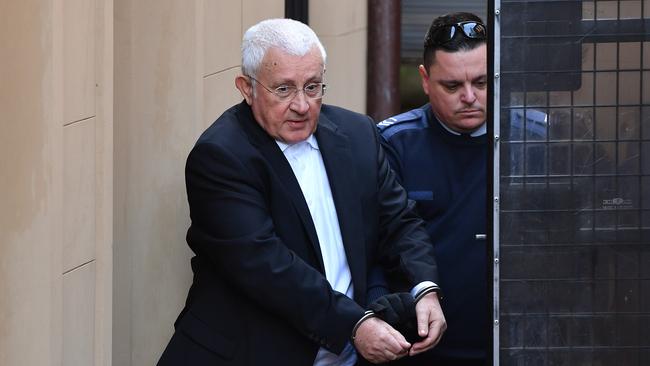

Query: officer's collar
438,120,486,137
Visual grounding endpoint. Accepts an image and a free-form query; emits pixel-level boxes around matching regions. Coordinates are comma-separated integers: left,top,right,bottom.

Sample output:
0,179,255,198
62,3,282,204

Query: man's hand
409,292,446,356
368,293,419,343
353,316,411,363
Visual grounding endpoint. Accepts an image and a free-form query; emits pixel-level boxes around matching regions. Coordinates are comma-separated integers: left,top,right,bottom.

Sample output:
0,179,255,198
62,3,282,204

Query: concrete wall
311,0,368,112
0,0,113,365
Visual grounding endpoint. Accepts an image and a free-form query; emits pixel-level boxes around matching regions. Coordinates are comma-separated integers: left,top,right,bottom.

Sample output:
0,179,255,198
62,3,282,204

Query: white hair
241,18,327,78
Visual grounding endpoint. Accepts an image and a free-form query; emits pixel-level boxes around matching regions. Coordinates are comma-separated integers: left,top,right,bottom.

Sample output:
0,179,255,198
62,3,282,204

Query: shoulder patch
377,105,430,139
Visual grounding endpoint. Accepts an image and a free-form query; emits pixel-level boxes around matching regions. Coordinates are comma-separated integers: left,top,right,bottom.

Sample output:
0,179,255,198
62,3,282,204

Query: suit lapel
237,103,325,272
315,115,367,303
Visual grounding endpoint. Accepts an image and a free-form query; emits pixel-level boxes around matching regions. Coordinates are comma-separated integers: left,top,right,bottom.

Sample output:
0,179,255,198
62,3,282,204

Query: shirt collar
437,119,487,137
275,134,319,152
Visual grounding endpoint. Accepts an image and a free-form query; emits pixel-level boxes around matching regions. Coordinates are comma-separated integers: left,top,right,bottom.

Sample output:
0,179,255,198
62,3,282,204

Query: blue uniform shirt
378,104,488,361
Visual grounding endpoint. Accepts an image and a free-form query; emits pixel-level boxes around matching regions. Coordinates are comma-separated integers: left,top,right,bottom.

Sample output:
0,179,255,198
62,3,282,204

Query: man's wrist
414,284,441,303
351,310,377,341
410,281,438,297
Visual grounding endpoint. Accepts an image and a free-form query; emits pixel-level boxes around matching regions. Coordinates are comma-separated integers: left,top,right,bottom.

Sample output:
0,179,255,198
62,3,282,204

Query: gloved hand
367,293,421,343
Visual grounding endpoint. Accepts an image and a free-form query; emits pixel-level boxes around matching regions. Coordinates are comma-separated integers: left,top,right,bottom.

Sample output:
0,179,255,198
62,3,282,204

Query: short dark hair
423,12,486,70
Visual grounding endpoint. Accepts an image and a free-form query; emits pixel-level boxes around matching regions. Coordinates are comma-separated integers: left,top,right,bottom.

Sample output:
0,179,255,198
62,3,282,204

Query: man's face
419,44,487,133
237,47,324,144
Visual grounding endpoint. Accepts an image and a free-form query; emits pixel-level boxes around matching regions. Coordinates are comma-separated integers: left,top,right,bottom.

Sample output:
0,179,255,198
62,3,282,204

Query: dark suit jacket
158,101,438,365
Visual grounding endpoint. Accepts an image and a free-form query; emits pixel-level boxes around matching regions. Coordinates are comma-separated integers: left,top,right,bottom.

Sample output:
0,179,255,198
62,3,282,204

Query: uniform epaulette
377,105,430,139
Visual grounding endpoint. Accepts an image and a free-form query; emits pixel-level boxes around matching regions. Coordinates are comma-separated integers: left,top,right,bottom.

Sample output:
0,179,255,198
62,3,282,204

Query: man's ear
235,75,253,105
418,65,430,96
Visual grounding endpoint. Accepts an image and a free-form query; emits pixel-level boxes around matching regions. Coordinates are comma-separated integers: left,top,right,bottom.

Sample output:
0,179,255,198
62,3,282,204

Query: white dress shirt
277,135,356,366
277,135,437,365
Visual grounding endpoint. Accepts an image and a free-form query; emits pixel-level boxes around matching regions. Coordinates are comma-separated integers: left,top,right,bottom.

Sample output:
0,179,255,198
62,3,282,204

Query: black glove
367,293,421,343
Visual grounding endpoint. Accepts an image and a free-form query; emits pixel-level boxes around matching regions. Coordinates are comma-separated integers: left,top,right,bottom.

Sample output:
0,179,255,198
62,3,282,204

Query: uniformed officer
376,12,489,366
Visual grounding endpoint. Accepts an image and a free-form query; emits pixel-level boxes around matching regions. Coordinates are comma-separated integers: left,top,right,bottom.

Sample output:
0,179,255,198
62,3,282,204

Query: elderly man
158,18,445,366
377,12,489,366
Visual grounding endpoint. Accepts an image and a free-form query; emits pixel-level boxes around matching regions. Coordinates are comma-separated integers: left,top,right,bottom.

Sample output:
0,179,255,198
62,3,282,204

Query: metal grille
498,0,650,364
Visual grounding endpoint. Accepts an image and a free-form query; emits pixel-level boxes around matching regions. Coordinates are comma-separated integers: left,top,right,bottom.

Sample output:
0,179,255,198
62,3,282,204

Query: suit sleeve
379,133,405,185
372,124,440,290
185,141,364,353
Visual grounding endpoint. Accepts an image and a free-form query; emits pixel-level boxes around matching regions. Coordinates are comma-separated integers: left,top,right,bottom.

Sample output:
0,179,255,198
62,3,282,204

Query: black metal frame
487,0,496,365
285,0,309,24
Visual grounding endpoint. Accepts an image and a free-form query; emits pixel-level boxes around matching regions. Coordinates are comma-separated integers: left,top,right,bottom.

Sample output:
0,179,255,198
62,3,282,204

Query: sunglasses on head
428,21,487,46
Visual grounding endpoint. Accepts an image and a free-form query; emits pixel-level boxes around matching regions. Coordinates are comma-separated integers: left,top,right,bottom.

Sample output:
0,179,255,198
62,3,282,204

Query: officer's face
236,47,324,144
419,44,487,134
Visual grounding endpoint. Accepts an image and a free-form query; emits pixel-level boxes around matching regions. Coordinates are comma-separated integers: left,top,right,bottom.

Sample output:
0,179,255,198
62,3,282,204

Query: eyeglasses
248,75,326,101
427,21,486,46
